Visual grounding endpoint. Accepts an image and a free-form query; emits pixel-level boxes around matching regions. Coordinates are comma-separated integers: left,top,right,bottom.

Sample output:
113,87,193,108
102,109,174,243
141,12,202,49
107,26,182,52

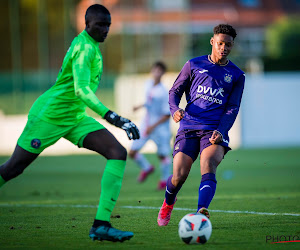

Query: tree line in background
264,16,300,71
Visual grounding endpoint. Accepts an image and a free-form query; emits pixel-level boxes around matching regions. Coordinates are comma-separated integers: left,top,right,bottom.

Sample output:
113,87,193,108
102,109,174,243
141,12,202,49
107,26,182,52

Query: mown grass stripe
0,203,299,217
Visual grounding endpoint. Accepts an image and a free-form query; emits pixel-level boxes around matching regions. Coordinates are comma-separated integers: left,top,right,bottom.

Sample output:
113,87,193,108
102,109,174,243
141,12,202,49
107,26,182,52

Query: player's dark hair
152,61,167,72
213,24,237,40
85,4,110,23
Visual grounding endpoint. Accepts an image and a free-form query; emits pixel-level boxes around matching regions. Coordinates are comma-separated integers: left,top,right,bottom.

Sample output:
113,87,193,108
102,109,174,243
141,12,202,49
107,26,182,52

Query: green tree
265,16,300,71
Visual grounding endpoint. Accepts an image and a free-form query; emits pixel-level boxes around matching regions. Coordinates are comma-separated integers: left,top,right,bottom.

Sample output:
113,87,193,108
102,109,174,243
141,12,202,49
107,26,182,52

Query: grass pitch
0,148,299,249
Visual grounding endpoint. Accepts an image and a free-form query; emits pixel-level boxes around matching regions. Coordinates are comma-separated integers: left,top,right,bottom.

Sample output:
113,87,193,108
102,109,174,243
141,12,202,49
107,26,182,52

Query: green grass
0,148,300,249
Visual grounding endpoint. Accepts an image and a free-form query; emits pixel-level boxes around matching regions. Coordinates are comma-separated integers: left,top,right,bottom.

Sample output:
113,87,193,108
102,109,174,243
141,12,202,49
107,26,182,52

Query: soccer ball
178,213,212,244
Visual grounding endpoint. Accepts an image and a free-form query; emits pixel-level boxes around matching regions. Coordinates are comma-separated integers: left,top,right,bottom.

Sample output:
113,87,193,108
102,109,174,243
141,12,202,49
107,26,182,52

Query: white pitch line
0,204,299,217
121,206,300,217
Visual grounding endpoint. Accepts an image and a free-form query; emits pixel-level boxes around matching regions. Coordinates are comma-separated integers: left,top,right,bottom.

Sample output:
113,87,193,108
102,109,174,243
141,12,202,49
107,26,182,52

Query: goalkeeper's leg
83,129,133,242
0,145,39,188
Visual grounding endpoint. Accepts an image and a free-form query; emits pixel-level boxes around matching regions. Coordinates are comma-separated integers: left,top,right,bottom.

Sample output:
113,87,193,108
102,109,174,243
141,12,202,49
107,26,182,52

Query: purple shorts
172,130,231,162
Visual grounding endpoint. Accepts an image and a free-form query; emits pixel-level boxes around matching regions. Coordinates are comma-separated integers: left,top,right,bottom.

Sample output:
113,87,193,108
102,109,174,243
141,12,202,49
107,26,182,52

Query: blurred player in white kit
129,61,171,190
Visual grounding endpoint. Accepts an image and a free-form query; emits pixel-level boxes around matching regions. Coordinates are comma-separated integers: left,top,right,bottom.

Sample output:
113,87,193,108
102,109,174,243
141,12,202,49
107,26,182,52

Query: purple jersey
169,55,245,142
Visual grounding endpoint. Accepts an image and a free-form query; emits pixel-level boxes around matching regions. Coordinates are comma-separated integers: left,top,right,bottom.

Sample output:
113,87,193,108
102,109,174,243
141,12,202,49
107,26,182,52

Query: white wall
241,72,300,148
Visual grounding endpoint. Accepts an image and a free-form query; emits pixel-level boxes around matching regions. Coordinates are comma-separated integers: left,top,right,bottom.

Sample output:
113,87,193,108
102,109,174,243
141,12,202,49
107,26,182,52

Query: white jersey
131,79,171,156
142,79,170,132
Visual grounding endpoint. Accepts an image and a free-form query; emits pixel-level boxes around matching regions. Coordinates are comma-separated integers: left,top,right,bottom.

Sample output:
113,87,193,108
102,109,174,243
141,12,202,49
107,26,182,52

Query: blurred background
0,0,300,155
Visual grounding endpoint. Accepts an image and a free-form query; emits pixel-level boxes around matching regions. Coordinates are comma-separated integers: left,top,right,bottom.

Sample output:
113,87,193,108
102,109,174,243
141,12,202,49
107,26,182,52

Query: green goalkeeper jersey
29,30,109,126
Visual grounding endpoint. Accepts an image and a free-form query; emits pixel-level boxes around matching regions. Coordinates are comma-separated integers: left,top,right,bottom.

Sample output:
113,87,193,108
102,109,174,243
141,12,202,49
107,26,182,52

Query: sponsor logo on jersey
199,69,208,74
196,86,224,104
175,143,180,151
197,86,224,97
224,74,233,83
31,139,41,149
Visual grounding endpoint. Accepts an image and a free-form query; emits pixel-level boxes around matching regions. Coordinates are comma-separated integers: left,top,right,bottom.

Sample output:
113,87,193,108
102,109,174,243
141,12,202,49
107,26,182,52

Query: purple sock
197,173,217,210
165,175,182,205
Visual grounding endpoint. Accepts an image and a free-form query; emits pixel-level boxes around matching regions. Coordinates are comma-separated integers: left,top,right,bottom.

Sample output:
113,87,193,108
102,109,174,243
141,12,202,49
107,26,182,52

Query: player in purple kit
157,24,245,226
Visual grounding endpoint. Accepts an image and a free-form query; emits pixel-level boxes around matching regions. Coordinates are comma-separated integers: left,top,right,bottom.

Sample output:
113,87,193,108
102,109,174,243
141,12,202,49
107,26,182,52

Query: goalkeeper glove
104,110,140,140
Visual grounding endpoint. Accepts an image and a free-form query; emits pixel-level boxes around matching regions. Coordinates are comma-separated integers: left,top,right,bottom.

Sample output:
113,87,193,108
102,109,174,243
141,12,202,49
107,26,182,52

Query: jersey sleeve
162,88,171,116
217,73,245,136
169,61,191,117
72,44,109,118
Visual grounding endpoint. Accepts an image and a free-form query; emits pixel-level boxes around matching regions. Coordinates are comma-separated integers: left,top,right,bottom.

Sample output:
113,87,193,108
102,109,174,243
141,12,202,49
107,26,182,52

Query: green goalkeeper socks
0,175,6,188
95,159,126,221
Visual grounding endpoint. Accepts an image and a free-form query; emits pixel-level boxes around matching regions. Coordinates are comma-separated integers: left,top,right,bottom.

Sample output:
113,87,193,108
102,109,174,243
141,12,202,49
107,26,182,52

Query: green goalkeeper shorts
17,115,105,154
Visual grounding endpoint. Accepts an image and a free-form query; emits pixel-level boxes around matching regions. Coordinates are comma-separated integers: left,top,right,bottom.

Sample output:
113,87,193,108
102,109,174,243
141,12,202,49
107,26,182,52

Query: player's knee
107,145,127,161
128,150,137,159
201,157,221,171
119,146,127,160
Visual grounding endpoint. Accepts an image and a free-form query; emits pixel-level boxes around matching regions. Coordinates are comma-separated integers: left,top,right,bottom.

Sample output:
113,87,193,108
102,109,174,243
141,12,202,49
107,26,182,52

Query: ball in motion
178,213,212,244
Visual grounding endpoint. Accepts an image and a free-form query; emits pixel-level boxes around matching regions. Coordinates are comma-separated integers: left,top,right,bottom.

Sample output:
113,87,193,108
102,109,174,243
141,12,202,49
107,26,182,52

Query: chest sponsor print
196,85,224,105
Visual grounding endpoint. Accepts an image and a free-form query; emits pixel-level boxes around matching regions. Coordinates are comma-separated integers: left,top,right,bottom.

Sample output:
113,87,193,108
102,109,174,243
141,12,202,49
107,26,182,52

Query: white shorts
131,127,171,156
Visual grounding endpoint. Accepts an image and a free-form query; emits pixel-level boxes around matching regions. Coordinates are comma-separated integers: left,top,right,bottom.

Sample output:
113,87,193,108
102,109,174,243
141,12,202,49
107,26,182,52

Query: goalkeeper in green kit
0,4,139,242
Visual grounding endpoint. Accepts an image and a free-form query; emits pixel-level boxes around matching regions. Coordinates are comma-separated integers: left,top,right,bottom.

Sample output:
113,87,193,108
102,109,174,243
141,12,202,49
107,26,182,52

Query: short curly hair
213,24,237,40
